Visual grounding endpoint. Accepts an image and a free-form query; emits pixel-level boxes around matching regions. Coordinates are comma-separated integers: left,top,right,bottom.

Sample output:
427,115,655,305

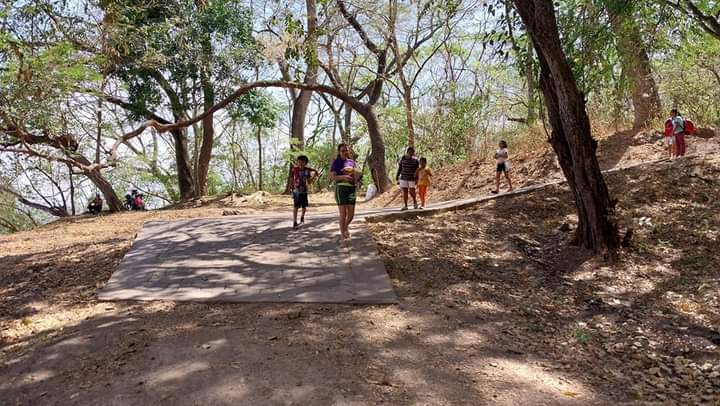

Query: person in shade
396,147,420,210
330,143,361,240
291,155,318,230
491,140,513,194
670,109,686,158
87,193,103,215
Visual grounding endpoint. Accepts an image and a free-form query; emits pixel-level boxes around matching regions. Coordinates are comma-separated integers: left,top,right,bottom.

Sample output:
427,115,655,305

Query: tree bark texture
526,37,538,124
290,0,319,152
358,105,392,192
607,2,661,129
171,128,196,200
513,0,620,253
256,126,263,191
195,79,215,197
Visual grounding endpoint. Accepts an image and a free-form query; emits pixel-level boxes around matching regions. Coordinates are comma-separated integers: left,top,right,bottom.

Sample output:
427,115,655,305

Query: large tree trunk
171,128,195,200
195,80,215,197
607,2,661,129
358,105,392,192
514,0,620,253
526,36,538,124
290,0,319,151
85,169,124,212
285,0,319,194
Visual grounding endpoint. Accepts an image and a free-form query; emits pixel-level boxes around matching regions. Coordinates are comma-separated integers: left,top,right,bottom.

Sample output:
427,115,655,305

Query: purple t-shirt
331,158,356,186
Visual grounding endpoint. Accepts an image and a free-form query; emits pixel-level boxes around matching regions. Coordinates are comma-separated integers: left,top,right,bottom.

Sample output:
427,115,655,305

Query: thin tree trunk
402,85,416,148
68,163,76,215
96,97,102,164
256,126,263,191
343,104,352,142
607,2,661,129
514,0,620,253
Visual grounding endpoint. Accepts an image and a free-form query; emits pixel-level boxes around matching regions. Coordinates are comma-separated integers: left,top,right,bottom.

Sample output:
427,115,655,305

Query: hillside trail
1,128,718,405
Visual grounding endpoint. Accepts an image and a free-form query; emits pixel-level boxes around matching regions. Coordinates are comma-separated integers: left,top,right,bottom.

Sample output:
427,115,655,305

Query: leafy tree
102,0,259,199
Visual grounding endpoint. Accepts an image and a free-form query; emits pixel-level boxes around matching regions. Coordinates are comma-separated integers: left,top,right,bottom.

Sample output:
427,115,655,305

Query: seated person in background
87,193,103,214
133,193,145,210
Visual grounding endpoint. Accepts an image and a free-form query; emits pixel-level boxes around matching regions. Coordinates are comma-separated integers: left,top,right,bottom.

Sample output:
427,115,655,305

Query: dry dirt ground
370,127,720,208
1,131,719,405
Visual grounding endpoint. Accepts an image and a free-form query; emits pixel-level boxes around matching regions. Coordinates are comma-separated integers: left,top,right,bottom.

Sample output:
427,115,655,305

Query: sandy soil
1,131,719,405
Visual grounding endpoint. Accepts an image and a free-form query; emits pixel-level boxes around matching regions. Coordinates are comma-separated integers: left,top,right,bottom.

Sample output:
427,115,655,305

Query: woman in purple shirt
330,143,360,239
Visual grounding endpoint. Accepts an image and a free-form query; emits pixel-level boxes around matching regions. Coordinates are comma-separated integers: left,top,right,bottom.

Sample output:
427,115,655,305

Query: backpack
664,119,673,136
683,118,696,135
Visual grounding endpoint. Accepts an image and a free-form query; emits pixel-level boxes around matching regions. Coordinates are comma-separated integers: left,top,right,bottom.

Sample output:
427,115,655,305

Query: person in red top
291,155,318,229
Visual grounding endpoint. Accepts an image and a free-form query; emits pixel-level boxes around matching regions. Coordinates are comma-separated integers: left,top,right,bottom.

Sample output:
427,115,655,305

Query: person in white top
491,140,513,194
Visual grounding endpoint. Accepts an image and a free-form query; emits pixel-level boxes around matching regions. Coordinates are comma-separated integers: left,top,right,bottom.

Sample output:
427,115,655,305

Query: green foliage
658,31,720,125
103,0,259,117
0,40,102,136
228,90,280,129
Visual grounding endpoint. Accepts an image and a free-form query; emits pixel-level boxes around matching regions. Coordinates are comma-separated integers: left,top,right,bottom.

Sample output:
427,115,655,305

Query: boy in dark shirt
292,155,318,229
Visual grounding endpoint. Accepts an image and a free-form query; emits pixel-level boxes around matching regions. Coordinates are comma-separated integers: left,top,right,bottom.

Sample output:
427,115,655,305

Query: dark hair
499,140,508,148
297,155,309,164
419,157,427,164
406,147,415,154
671,108,681,116
337,143,349,159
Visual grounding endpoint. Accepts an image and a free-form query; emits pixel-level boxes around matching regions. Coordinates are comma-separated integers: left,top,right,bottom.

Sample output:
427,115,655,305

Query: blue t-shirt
331,158,356,187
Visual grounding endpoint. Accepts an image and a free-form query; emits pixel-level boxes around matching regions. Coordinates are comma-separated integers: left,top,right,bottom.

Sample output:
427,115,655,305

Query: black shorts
496,162,508,173
293,192,309,208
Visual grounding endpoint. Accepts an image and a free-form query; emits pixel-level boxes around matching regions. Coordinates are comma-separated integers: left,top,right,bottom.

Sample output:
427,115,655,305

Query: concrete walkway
100,157,666,305
99,216,396,304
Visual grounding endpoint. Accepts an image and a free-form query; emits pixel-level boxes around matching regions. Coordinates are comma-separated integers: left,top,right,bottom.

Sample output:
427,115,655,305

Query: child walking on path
291,155,318,230
491,140,513,194
416,157,432,209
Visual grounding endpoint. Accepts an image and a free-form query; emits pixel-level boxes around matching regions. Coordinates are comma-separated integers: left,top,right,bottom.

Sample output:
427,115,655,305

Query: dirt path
2,151,719,405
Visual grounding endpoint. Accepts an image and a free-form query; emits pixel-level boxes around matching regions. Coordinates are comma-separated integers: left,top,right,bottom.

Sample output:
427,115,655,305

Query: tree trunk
526,36,538,124
256,126,263,191
85,169,123,212
284,0,318,194
358,105,392,192
290,0,319,150
514,0,619,253
195,80,215,197
171,128,195,200
343,104,352,142
607,2,661,129
402,84,416,148
68,163,76,215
